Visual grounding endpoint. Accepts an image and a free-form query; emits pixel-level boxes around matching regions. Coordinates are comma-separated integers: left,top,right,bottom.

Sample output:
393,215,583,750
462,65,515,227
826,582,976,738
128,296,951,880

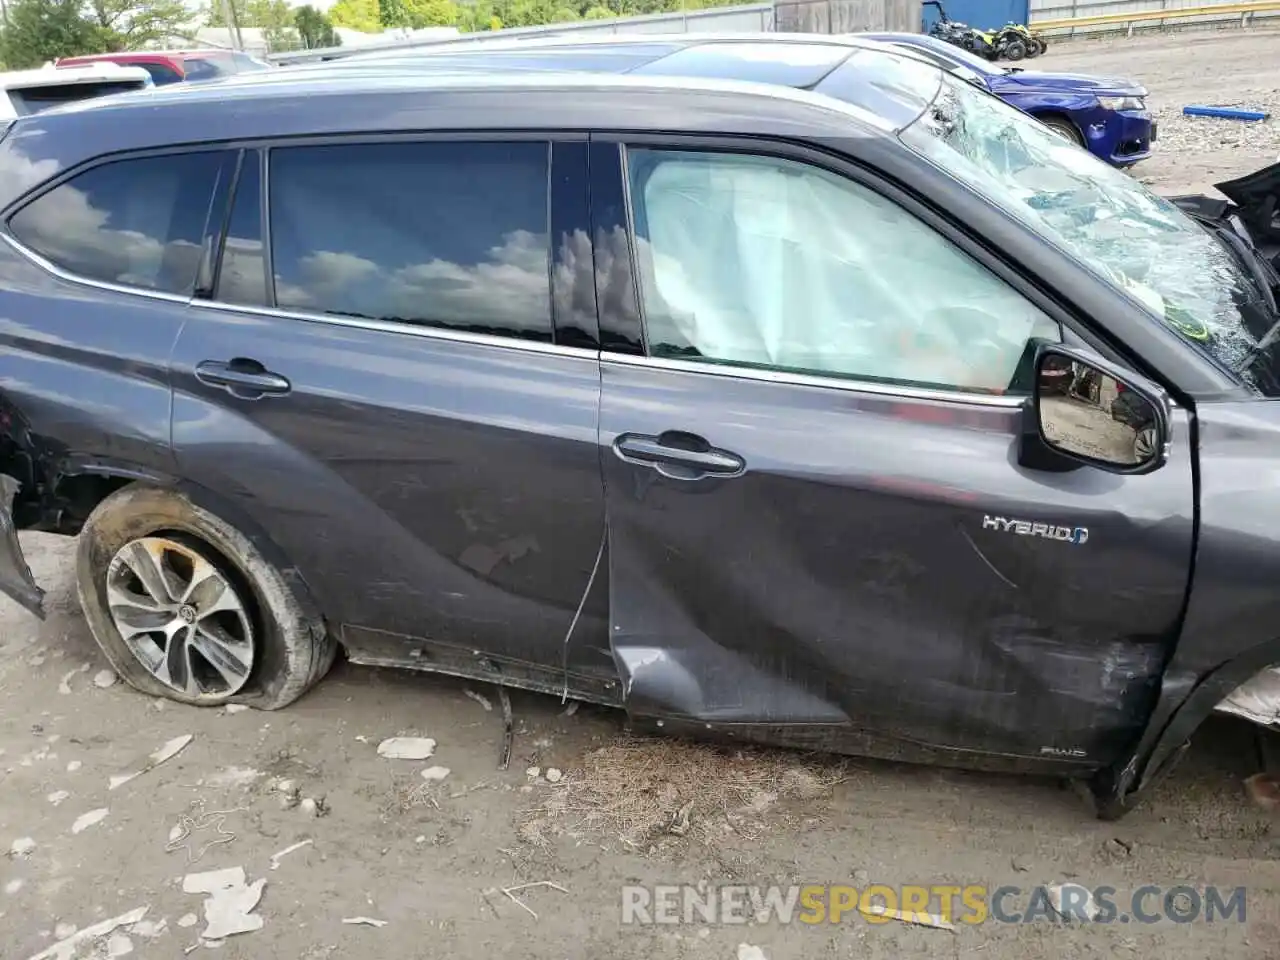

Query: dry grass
518,737,846,850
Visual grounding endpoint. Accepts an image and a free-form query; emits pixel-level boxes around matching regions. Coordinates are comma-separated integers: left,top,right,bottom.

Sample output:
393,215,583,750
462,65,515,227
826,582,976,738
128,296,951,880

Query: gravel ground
1033,27,1280,195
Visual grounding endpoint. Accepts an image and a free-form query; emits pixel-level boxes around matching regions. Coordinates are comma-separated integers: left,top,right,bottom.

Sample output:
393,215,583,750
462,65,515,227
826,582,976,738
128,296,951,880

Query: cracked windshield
904,73,1280,395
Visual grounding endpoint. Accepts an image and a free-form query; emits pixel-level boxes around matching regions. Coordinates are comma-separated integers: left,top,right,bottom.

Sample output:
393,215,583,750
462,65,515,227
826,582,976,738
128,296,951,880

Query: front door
596,142,1195,767
171,140,613,696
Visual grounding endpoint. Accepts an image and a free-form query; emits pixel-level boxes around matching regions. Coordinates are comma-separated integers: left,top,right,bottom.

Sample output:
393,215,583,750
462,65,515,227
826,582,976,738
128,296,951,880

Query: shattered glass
903,76,1279,394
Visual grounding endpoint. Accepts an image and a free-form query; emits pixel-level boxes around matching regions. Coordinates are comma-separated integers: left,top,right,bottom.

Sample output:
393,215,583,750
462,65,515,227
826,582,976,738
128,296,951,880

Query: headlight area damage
0,473,44,618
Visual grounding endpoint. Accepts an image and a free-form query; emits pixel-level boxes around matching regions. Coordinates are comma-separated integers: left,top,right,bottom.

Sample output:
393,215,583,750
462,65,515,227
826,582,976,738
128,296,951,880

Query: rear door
593,138,1195,767
170,139,613,697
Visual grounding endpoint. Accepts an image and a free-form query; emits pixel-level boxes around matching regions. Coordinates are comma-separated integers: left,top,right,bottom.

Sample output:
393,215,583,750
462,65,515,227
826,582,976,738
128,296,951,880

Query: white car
0,62,152,130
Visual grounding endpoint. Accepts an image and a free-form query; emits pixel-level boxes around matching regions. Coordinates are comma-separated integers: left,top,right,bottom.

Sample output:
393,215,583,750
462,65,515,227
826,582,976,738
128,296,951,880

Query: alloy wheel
1134,426,1157,461
105,536,255,698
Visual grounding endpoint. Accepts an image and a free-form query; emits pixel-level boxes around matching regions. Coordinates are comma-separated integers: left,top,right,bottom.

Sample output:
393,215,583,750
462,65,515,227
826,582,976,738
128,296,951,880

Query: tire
76,483,335,710
1134,426,1157,461
1004,38,1027,60
1029,37,1047,56
1041,115,1085,147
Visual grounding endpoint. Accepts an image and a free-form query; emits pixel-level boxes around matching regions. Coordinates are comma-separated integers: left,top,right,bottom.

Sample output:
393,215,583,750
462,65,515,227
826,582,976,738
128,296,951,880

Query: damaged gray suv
2,48,1279,818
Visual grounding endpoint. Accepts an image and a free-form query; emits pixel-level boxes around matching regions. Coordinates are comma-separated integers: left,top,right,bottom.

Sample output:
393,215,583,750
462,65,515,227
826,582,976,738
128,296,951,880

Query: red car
56,49,271,86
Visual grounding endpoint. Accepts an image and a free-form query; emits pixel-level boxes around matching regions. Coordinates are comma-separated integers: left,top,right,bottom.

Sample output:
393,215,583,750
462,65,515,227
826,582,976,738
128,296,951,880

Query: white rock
27,906,148,960
93,670,118,689
545,768,563,784
106,932,133,957
66,760,81,773
376,737,435,760
525,766,541,779
4,879,23,895
420,766,450,782
109,734,193,791
54,921,77,939
738,946,768,960
341,916,388,927
201,878,266,940
223,704,249,714
9,837,35,858
299,798,319,817
274,779,298,795
177,913,198,928
1046,882,1101,921
72,808,109,834
130,917,167,937
47,790,70,806
169,824,184,843
182,867,245,895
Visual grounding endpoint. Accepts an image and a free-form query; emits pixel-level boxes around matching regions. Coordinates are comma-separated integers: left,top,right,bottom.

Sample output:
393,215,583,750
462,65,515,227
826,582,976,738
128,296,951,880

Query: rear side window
8,151,229,295
268,141,553,342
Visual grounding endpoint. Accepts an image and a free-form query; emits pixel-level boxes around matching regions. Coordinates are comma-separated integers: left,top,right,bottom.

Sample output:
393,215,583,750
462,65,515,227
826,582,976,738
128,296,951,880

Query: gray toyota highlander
1,45,1278,818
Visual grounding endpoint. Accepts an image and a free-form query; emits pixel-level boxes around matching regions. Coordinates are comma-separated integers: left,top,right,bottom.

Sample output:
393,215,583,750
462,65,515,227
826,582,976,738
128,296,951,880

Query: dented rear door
592,138,1195,768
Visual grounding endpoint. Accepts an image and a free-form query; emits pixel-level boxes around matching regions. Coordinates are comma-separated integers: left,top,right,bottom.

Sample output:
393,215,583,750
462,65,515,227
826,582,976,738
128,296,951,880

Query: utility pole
220,0,245,50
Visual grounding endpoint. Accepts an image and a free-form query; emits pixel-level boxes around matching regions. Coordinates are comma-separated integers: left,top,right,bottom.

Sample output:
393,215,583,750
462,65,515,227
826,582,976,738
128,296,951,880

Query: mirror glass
1037,354,1159,467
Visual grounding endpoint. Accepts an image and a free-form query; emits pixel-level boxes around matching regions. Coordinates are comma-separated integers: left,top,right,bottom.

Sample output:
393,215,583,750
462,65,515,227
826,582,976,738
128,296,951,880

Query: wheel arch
1096,638,1280,814
58,461,332,641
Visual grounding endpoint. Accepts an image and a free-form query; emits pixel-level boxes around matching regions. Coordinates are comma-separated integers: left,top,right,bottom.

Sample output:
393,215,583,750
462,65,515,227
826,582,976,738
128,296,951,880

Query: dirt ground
5,28,1280,960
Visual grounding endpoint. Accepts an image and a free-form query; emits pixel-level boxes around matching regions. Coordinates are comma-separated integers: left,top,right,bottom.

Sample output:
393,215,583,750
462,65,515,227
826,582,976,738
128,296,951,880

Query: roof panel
631,41,854,88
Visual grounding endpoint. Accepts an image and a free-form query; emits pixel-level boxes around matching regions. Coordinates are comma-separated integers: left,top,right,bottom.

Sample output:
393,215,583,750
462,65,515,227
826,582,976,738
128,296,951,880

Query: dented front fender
0,474,44,618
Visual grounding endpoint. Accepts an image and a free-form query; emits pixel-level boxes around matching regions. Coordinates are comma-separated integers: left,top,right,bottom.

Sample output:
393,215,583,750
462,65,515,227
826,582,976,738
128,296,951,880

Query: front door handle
195,359,291,400
613,431,745,481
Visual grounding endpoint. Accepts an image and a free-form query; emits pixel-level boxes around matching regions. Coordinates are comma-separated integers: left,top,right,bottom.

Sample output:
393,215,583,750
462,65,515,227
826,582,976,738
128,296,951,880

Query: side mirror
1030,344,1170,475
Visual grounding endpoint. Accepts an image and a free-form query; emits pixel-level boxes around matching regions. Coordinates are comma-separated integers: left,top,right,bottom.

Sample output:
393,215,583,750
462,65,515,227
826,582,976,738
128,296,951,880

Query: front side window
627,149,1059,394
269,141,553,342
8,151,228,295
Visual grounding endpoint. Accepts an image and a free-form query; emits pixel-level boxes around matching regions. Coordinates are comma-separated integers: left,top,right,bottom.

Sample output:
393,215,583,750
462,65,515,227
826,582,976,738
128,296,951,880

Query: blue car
860,32,1154,166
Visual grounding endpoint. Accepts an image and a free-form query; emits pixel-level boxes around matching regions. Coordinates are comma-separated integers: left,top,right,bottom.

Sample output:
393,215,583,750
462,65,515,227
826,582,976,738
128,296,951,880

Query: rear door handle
613,431,745,481
195,359,291,400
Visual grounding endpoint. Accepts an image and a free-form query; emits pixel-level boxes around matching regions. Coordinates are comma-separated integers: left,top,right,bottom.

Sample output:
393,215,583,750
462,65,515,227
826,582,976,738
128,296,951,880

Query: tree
457,0,500,30
403,0,458,26
294,4,339,47
87,0,192,50
328,0,379,32
208,0,297,48
582,4,612,16
380,0,457,28
0,0,106,68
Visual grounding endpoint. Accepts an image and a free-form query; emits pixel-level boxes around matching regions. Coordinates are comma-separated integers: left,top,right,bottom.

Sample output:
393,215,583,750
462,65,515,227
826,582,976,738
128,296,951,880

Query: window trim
2,145,239,301
607,134,1070,402
0,136,600,361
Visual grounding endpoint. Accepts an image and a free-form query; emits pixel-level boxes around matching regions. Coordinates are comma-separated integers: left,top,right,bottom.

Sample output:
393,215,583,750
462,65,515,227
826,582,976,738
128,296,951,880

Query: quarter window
268,141,553,342
626,149,1060,394
8,151,229,295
